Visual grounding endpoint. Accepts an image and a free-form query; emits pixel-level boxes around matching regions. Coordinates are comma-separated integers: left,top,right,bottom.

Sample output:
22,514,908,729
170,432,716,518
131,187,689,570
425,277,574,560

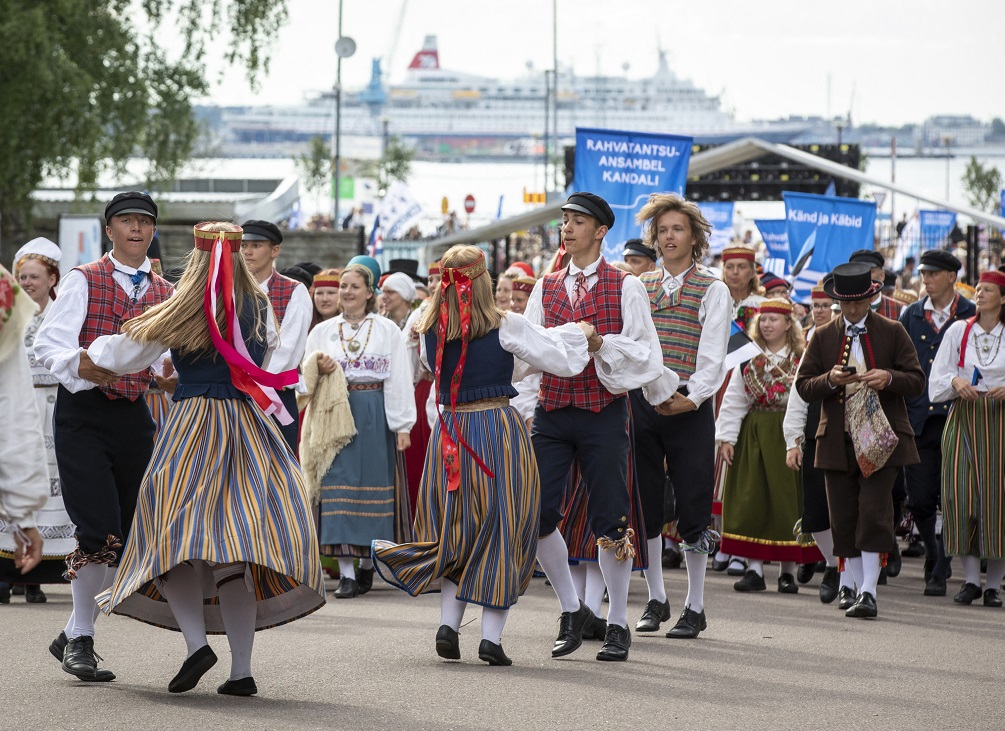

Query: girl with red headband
372,244,592,666
929,269,1005,608
84,222,326,697
309,268,342,331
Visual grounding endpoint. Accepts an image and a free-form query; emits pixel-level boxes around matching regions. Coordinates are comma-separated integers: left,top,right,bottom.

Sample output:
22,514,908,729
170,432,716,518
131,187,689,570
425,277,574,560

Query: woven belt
347,382,383,392
448,396,510,412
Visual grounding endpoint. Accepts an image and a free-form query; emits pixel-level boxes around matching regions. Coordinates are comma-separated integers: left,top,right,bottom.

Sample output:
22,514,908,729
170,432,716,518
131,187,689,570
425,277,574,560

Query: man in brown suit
795,262,925,619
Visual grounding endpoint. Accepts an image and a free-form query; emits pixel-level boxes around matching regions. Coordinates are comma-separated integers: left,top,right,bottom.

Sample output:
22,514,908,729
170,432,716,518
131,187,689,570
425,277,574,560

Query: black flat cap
280,265,313,289
294,261,322,276
622,239,657,262
562,192,615,229
104,192,157,222
883,269,897,288
917,249,961,272
849,248,884,269
241,219,283,245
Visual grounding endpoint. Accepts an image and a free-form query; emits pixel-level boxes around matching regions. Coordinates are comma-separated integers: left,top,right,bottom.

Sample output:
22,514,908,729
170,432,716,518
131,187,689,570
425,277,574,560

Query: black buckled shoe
218,677,257,696
983,589,1003,608
845,591,878,619
666,605,707,639
733,570,766,592
49,631,69,662
477,639,512,666
169,645,218,693
62,636,116,681
711,556,729,572
333,576,359,599
25,585,47,603
819,567,840,604
662,550,682,569
924,574,947,597
585,615,607,641
596,623,631,661
634,598,672,632
796,563,816,584
435,625,460,660
837,586,857,610
356,568,375,596
953,582,982,605
777,573,799,594
552,601,596,658
725,558,747,576
886,544,902,578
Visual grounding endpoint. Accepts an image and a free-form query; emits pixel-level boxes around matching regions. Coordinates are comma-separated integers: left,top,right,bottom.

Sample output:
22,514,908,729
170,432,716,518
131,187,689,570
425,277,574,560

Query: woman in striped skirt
372,245,591,666
89,223,325,697
929,269,1005,608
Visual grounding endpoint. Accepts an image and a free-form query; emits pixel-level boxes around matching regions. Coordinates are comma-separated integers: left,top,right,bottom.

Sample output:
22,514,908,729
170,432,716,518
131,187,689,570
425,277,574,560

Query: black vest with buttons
899,294,975,435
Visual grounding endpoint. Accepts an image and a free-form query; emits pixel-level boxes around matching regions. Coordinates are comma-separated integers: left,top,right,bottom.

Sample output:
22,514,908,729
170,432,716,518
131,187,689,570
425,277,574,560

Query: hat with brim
385,258,427,284
849,249,884,269
822,262,883,301
917,249,962,272
561,192,615,229
622,239,657,262
104,192,158,223
241,220,283,245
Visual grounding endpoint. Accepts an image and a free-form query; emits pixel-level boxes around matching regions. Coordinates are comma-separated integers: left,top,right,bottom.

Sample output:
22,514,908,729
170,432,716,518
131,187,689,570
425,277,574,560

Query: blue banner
573,127,693,261
698,201,734,255
919,210,956,250
783,192,877,302
754,219,790,273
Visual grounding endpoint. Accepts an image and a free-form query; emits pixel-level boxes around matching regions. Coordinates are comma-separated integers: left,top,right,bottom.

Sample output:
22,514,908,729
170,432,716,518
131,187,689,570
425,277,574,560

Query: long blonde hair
416,245,502,340
123,222,268,355
749,310,806,359
635,193,711,265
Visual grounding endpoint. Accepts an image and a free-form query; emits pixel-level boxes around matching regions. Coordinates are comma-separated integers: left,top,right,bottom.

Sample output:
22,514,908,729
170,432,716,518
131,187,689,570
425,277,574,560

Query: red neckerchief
957,315,979,369
924,293,959,333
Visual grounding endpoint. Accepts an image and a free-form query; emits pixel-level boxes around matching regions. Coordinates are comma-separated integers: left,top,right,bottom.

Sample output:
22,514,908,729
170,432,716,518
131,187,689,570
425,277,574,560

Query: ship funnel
408,35,440,70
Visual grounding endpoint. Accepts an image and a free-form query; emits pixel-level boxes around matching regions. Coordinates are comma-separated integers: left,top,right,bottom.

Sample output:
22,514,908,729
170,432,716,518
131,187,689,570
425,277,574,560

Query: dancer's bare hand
575,321,597,340
859,369,892,391
396,432,411,452
785,447,802,471
14,528,42,573
984,386,1005,402
952,377,982,401
718,443,734,466
317,353,338,375
78,352,117,386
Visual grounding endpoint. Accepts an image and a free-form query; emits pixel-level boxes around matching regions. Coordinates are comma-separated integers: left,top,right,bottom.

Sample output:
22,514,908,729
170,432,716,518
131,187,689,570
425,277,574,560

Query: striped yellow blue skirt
941,398,1005,559
97,396,326,633
372,404,540,609
144,386,171,441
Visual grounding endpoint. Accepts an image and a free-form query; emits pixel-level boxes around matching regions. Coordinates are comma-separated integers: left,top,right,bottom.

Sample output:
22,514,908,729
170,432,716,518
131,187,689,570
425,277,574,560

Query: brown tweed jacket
795,310,925,471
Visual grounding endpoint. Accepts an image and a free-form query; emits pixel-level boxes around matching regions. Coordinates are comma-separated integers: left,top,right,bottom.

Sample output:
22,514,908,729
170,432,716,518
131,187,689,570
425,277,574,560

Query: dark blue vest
424,328,518,405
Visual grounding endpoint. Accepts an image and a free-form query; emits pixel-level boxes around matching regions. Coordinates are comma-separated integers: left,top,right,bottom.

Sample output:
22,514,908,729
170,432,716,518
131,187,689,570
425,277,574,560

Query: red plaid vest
539,258,626,412
873,294,903,321
76,255,173,401
267,272,299,325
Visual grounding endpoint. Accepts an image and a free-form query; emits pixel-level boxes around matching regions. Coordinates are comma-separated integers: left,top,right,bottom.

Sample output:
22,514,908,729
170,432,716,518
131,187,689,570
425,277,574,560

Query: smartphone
840,365,857,374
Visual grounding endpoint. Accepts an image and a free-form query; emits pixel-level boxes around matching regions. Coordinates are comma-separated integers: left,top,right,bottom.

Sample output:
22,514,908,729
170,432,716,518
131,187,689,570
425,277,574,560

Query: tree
961,156,1003,213
0,0,288,255
295,135,332,211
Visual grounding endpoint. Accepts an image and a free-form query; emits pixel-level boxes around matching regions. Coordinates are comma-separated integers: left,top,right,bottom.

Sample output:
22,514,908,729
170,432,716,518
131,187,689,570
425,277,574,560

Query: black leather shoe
886,544,902,578
877,567,887,585
837,586,857,610
62,636,116,681
24,585,46,603
634,598,672,632
666,605,706,639
585,615,607,641
169,645,217,693
924,574,947,597
923,558,936,583
726,558,747,576
662,550,682,569
983,589,1003,608
819,567,840,604
0,582,9,604
477,639,512,666
777,573,798,594
435,625,460,660
333,576,359,599
733,570,766,592
49,631,68,662
596,623,631,661
11,583,24,596
356,568,375,596
218,677,257,696
845,591,878,619
954,582,983,604
551,601,596,658
711,556,729,572
796,563,816,584
903,538,926,557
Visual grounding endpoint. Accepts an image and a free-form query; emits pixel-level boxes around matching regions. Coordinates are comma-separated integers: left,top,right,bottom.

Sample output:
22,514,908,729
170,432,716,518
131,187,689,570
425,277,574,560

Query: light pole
380,116,390,197
332,3,356,228
942,134,954,200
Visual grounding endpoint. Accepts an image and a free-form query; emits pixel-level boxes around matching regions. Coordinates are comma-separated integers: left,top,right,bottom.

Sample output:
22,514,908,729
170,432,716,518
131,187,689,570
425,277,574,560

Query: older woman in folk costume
929,269,1005,608
305,259,416,599
88,223,325,697
717,299,821,592
373,245,591,665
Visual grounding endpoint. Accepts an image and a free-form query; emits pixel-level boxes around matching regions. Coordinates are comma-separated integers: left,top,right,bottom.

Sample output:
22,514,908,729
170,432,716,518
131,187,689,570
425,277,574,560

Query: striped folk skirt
372,405,540,609
940,398,1005,559
145,387,172,441
720,410,821,563
97,396,326,633
319,389,412,558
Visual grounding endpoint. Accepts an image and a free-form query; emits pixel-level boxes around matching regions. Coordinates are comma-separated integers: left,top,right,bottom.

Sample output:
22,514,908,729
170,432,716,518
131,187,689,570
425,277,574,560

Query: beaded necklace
339,316,373,360
973,325,1003,368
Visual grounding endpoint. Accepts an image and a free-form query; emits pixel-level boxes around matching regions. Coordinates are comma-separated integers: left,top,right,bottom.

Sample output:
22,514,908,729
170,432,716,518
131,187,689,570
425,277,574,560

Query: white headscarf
382,272,417,302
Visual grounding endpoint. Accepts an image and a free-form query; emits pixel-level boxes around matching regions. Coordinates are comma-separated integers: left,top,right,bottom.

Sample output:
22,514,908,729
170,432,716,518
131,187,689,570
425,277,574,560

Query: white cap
382,272,417,302
14,237,61,273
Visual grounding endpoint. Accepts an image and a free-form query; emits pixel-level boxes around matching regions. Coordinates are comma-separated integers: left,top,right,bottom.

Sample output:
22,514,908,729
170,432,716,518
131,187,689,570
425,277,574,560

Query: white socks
157,562,207,658
584,563,606,616
846,556,864,592
480,607,508,645
597,546,631,629
747,559,764,577
839,565,856,590
985,559,1005,590
338,558,357,580
68,563,108,638
682,549,706,612
570,563,587,600
644,537,667,603
811,530,837,567
359,558,373,571
64,565,115,638
860,552,881,596
780,561,797,577
960,555,982,586
216,565,256,681
440,578,467,631
536,531,579,613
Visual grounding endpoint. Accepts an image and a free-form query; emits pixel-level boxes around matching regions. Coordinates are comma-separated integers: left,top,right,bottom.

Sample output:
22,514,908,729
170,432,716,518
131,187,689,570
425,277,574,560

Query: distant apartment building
917,115,990,147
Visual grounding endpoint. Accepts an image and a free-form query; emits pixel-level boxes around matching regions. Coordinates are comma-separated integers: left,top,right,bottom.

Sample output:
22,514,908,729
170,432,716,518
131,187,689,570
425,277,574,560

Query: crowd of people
1,188,1003,696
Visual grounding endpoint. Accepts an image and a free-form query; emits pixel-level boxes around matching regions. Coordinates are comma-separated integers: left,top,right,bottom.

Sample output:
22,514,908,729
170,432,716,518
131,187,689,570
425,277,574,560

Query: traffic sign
464,194,476,214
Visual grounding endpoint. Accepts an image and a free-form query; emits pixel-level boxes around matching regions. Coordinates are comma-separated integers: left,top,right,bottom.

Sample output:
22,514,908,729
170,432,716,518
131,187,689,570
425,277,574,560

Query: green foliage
961,156,1003,213
355,136,415,193
296,135,332,201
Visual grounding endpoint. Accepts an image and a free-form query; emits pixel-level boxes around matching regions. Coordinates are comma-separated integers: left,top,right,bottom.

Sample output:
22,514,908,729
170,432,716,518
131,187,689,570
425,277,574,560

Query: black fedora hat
385,258,427,284
822,262,884,301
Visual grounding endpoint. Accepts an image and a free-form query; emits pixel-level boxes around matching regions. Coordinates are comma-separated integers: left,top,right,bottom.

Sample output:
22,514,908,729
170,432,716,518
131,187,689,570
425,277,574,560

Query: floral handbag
844,386,899,477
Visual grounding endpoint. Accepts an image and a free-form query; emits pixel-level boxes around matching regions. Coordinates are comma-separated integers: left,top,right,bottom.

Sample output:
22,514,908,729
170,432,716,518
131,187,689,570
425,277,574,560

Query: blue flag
919,210,956,250
724,320,763,373
698,202,734,255
572,127,693,261
754,219,790,274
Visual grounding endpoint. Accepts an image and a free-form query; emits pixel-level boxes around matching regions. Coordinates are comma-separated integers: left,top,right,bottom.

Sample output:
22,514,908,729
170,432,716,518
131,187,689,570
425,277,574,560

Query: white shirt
930,319,1005,402
524,256,678,406
0,342,49,529
654,265,732,407
715,346,792,445
34,253,159,392
261,274,312,386
923,296,954,331
842,315,868,367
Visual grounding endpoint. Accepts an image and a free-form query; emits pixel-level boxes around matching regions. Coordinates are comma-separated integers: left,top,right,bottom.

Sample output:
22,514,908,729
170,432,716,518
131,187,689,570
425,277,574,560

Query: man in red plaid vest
524,193,676,663
34,192,173,681
240,220,311,453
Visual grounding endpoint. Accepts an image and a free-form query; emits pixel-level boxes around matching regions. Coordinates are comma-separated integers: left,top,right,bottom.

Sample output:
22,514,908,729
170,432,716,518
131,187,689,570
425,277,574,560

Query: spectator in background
899,257,919,292
621,239,658,277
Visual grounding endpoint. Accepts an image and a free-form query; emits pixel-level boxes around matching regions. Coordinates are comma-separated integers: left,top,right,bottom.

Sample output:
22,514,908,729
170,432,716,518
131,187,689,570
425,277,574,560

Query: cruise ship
219,36,811,159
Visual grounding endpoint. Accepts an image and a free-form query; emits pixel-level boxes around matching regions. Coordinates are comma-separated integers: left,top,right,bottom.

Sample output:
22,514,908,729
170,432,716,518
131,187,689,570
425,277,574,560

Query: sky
190,0,1005,126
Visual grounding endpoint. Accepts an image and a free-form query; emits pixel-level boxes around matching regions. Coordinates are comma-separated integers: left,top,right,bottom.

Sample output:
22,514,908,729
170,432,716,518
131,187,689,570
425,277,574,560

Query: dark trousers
533,398,630,541
54,386,155,560
824,440,898,557
906,416,951,574
630,389,715,544
801,439,831,533
275,388,301,456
